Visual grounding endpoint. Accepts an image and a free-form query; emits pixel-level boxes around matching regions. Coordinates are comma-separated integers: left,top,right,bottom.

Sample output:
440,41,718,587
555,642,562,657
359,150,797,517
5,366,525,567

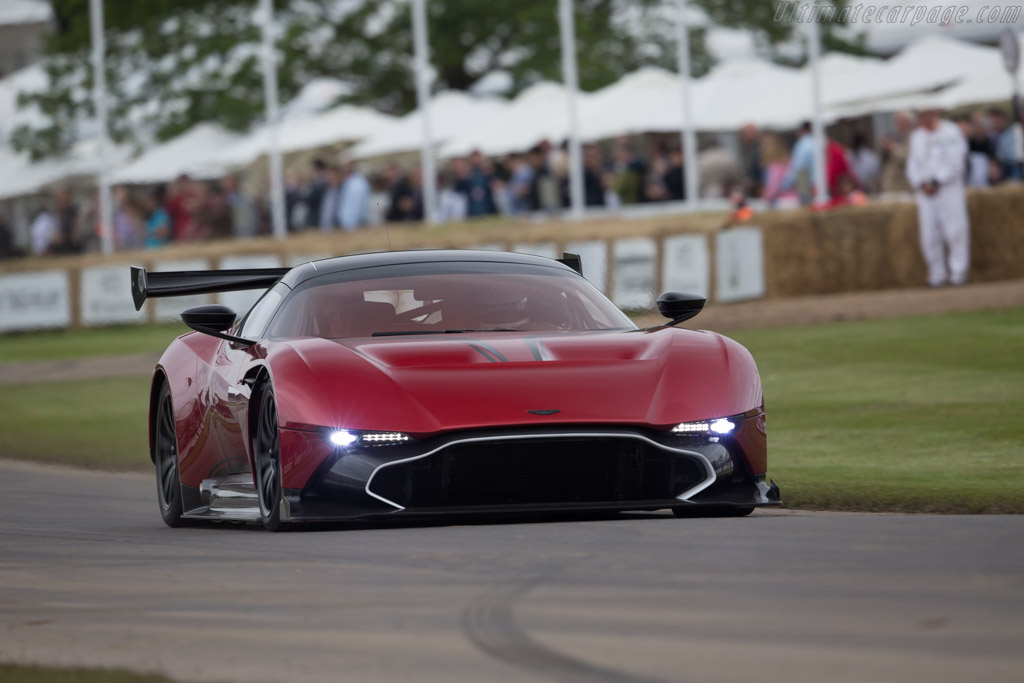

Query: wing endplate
558,252,583,275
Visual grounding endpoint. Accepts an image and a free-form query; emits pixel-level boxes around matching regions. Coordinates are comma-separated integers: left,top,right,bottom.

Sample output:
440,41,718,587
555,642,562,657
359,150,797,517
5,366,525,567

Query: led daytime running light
322,428,411,448
672,422,709,433
671,417,736,435
361,432,410,443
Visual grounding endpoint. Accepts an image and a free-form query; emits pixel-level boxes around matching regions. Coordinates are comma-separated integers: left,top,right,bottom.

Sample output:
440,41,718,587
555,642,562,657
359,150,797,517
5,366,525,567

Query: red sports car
132,250,779,530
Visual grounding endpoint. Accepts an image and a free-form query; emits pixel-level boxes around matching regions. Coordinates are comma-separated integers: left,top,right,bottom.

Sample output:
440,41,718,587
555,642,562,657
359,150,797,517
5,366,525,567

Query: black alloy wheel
253,385,286,531
154,383,185,527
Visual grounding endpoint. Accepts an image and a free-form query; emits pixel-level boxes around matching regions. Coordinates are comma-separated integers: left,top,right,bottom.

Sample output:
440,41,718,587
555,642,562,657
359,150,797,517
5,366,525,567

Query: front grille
370,436,706,509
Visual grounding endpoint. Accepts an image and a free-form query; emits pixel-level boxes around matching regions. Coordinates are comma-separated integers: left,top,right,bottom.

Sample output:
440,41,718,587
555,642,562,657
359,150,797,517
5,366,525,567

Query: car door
189,285,288,483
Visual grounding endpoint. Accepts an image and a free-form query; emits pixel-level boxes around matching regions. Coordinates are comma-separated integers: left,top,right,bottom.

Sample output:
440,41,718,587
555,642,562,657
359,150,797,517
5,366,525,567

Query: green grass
0,324,185,364
0,664,186,683
0,376,151,470
0,308,1021,512
729,308,1024,513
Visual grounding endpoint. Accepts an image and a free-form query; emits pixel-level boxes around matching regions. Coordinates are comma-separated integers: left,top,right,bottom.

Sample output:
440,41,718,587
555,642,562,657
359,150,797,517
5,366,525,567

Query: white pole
808,18,829,204
558,0,584,220
412,0,437,224
259,0,287,240
675,0,699,209
89,0,113,254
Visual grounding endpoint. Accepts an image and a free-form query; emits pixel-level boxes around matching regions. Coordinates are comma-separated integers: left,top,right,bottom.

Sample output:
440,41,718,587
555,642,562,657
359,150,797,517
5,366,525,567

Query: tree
13,0,857,160
693,0,864,62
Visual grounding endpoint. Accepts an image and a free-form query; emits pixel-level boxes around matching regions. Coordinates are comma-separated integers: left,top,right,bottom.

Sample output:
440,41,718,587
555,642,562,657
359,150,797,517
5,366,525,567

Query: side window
568,290,599,328
239,284,287,339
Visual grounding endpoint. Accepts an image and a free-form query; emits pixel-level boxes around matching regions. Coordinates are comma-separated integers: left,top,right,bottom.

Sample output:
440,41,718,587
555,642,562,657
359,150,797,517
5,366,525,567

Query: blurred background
2,1,1024,267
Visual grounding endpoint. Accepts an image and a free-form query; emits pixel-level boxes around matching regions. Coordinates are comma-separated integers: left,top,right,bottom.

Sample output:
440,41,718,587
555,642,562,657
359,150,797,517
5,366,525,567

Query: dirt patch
0,352,159,386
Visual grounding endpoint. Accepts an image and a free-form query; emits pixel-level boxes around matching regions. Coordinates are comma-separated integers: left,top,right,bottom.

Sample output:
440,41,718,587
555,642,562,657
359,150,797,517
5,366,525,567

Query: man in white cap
905,107,970,286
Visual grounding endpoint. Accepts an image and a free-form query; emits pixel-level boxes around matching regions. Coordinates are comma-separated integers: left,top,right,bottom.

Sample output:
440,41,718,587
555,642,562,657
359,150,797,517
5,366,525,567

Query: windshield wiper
371,328,520,337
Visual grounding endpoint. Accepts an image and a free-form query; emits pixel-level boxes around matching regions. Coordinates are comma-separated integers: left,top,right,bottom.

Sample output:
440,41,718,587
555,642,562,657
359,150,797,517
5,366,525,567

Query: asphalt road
0,459,1021,683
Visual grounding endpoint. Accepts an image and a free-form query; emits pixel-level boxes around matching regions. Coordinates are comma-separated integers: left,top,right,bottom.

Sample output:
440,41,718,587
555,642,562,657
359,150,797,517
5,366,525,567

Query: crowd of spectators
1,106,1021,260
15,173,273,257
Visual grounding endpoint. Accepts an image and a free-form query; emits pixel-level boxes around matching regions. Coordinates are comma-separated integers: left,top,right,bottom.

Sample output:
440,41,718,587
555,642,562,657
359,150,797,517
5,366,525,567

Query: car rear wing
130,265,290,311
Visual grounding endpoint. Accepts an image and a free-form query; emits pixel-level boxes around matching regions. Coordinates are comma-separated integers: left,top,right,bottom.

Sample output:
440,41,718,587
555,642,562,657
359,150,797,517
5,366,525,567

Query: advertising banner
0,271,71,333
715,227,765,303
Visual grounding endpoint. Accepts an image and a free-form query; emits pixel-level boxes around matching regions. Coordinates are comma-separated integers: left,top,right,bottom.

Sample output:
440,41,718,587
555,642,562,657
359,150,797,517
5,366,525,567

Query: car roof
280,249,580,288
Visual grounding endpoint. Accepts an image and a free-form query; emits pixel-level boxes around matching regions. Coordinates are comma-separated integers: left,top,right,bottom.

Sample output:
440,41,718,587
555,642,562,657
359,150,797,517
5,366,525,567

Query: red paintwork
153,326,765,491
279,428,333,490
733,409,767,475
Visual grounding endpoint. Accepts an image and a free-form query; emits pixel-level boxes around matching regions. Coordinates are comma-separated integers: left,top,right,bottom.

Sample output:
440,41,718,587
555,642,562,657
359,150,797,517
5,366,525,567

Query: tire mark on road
462,571,670,683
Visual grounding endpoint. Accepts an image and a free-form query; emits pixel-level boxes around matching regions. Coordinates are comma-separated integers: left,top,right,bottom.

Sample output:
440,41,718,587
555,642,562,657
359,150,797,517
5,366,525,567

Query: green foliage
13,0,859,160
694,0,863,57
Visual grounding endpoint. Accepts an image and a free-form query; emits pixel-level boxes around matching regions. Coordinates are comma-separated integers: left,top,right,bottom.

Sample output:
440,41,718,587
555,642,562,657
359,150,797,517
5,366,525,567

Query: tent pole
808,18,829,204
675,0,699,210
259,0,287,240
558,0,585,220
89,0,113,254
412,0,438,224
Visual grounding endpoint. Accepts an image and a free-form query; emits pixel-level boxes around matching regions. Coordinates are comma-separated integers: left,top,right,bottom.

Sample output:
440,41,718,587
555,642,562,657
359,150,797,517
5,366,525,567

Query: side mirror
182,305,237,333
656,292,705,324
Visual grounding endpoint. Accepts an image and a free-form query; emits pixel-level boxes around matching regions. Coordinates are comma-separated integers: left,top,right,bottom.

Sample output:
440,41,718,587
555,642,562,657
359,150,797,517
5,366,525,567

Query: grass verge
729,308,1024,513
0,308,1021,512
0,324,185,364
0,664,186,683
0,376,150,470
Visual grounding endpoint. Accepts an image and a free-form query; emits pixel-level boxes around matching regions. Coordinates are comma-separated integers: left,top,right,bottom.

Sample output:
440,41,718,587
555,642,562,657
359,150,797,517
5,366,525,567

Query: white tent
579,67,683,141
111,123,243,184
349,91,506,161
0,138,130,201
829,35,1002,110
690,58,811,131
815,52,887,107
0,63,48,145
439,83,585,159
830,35,1017,116
218,104,397,167
0,0,51,25
282,78,349,118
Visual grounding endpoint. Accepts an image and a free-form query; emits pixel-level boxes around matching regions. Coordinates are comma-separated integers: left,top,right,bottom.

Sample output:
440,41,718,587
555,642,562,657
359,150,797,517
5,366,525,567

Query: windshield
267,262,635,339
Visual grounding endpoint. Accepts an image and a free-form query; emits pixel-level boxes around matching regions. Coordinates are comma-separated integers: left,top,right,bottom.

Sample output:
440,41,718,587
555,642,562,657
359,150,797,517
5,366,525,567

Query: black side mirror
181,305,256,345
182,305,236,333
656,292,705,324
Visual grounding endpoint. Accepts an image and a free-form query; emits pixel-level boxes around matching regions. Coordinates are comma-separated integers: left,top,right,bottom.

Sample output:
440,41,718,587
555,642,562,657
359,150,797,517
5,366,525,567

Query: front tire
154,383,185,527
253,385,286,531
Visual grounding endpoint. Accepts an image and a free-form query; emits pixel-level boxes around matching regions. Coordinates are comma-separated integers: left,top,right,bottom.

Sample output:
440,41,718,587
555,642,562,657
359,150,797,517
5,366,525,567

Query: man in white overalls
905,108,971,286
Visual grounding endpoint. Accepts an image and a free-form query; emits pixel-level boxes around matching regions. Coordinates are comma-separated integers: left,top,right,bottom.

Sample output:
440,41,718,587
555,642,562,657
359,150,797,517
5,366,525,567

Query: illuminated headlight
328,429,358,447
319,428,411,448
710,418,735,434
671,418,736,435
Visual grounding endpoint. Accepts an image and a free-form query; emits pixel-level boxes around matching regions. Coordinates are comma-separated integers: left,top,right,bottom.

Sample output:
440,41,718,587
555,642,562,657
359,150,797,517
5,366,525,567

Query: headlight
328,429,358,446
671,417,736,435
318,428,412,448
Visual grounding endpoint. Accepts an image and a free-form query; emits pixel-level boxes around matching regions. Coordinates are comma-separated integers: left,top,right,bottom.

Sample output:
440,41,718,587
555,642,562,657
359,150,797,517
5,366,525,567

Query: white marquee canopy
1,33,1021,200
